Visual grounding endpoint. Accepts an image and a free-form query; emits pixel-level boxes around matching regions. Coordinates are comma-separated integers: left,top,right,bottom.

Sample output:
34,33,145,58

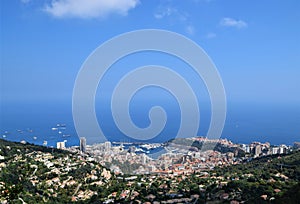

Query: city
62,137,296,175
1,0,300,203
1,137,299,203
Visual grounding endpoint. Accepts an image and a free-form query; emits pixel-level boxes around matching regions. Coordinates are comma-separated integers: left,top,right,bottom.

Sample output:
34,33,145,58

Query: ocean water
0,101,299,147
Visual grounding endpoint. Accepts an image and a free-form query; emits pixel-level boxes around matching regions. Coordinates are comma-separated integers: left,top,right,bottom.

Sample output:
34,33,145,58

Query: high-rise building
141,153,147,164
254,145,262,156
104,141,111,152
80,137,86,152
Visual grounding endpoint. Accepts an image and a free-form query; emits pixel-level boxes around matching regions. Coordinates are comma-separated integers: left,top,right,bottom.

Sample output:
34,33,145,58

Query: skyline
1,0,300,144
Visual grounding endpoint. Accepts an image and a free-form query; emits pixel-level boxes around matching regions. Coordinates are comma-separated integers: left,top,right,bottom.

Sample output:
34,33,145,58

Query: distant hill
166,137,245,156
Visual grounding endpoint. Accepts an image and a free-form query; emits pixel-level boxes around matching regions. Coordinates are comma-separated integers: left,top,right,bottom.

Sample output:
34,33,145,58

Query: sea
0,101,299,148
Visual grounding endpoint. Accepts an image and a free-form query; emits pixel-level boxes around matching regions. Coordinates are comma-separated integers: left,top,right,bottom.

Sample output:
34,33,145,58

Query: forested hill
0,139,67,157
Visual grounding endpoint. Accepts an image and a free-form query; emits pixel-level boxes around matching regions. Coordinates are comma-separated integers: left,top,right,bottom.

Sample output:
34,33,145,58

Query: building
80,137,86,152
104,141,111,152
272,147,279,154
254,145,262,157
43,140,48,146
128,146,136,153
57,141,65,149
141,153,147,164
294,142,300,149
242,145,250,153
279,145,287,154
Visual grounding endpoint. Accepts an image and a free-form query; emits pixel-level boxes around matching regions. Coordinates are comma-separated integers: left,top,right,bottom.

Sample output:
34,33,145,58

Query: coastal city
2,1,300,203
55,136,297,175
1,136,299,203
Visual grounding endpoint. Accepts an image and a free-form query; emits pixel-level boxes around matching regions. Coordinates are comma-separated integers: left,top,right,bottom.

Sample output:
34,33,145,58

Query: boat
27,129,33,133
17,129,23,133
140,143,162,150
135,148,146,153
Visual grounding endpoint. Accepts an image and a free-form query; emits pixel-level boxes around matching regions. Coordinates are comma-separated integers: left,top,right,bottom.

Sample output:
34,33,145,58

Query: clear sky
1,0,300,104
0,0,300,144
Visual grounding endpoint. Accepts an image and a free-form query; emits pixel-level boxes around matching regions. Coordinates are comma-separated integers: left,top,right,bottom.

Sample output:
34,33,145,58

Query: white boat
135,148,146,152
27,129,33,133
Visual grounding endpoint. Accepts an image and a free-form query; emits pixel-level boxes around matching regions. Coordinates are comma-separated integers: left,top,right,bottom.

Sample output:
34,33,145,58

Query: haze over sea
1,100,299,147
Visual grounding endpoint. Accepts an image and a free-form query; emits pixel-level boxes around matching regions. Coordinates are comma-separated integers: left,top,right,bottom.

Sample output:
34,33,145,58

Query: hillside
0,139,299,203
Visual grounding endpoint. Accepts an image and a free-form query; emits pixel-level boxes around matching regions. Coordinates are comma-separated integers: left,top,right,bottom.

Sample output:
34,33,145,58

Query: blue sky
1,0,299,105
0,0,300,144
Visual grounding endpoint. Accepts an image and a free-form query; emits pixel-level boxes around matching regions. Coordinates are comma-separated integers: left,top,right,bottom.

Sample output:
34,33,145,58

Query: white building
272,147,279,154
141,153,147,164
57,141,65,149
104,141,111,152
279,145,287,154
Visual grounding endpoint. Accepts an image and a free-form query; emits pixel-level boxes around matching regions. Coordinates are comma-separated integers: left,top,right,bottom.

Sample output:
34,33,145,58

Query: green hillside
0,139,299,203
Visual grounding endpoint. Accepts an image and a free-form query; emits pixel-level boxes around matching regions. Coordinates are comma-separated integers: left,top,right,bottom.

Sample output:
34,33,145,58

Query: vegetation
167,138,245,156
0,139,299,203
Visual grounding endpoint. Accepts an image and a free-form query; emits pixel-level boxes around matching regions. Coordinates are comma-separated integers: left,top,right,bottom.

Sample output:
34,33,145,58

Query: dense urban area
0,138,300,203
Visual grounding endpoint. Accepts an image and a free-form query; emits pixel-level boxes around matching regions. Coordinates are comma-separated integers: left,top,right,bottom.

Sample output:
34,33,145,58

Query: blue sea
0,101,299,147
